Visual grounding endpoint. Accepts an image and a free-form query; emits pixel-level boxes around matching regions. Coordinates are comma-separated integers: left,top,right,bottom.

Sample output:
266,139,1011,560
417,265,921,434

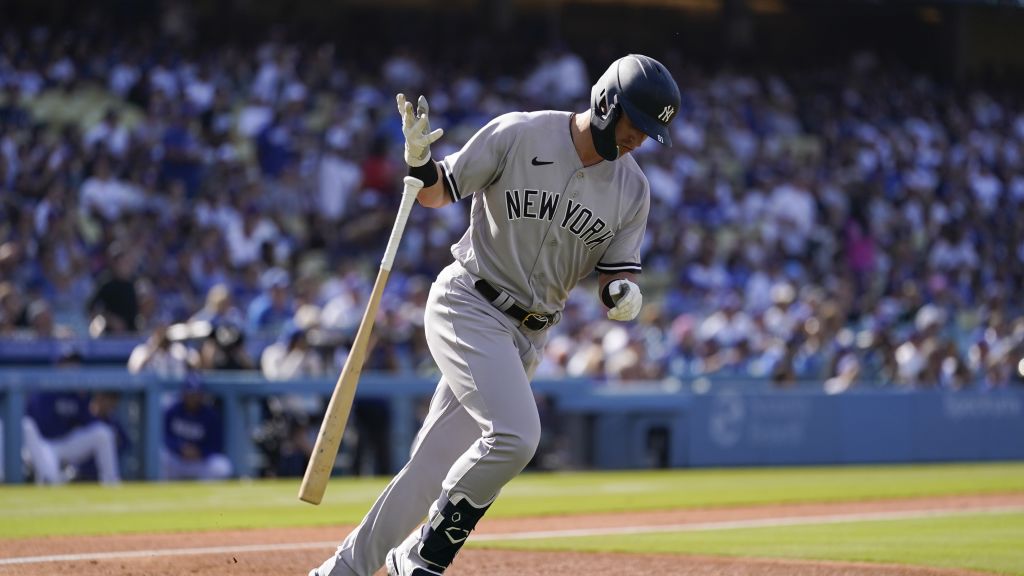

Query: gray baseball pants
311,261,545,576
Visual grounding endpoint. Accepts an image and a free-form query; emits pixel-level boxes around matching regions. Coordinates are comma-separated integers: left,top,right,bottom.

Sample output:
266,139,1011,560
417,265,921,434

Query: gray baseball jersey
440,110,650,314
310,111,651,576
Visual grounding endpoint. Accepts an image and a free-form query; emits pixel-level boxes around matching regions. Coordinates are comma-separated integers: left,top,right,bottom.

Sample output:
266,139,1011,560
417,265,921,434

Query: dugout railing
0,369,596,483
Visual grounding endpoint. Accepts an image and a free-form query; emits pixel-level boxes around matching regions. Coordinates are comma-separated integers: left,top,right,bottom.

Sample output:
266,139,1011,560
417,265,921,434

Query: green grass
480,512,1024,576
0,462,1022,539
492,461,1024,516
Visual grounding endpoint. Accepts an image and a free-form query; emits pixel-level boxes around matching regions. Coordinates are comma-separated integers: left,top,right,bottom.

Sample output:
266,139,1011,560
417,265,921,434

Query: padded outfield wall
563,386,1024,469
683,390,1024,467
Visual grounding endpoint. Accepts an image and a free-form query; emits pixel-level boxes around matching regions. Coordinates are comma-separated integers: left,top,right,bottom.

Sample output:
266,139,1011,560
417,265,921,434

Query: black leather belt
474,279,555,331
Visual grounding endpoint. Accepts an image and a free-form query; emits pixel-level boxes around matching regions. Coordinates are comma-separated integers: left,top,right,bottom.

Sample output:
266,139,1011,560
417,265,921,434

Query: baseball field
1,462,1022,575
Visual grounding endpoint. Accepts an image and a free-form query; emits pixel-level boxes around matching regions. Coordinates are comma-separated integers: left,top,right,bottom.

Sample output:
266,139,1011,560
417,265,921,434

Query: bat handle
381,176,422,271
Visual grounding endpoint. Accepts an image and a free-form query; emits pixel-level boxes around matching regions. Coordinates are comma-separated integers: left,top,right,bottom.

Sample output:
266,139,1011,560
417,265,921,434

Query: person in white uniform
310,53,681,576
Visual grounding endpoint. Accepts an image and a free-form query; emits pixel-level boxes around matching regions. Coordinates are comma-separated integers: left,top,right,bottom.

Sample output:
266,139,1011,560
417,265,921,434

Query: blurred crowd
2,26,1024,395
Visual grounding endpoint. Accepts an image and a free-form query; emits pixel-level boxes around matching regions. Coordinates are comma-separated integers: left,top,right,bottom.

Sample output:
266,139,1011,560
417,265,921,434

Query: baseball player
309,54,680,576
161,372,233,480
23,390,122,485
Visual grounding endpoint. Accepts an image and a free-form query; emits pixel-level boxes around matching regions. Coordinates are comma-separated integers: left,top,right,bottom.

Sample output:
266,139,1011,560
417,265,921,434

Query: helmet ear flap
589,59,627,161
590,94,622,161
596,90,618,120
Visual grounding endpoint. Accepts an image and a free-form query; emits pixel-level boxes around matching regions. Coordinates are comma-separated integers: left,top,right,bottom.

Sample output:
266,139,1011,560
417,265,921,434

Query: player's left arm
595,177,650,322
598,272,642,321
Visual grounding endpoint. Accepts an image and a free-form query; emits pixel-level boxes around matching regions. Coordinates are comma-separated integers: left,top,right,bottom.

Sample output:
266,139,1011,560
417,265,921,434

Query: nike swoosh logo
531,156,554,166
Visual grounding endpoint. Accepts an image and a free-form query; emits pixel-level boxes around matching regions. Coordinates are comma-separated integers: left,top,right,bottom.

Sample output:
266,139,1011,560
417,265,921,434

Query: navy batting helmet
590,54,681,161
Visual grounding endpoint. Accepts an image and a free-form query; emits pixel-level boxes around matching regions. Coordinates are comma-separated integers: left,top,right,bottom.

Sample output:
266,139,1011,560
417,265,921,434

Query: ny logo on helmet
658,105,675,123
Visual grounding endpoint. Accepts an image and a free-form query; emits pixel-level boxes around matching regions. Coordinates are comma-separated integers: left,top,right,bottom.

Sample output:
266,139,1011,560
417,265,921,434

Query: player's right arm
397,94,450,209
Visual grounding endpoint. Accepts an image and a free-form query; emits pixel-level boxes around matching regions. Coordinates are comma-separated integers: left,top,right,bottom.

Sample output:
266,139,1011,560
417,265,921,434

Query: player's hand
606,279,642,321
397,93,443,167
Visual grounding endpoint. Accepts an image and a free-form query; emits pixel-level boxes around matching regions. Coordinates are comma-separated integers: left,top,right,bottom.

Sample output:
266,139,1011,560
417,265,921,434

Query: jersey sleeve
595,180,650,275
439,112,523,203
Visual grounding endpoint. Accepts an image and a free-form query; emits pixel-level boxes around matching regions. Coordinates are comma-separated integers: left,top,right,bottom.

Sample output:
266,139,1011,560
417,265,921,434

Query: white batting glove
396,93,443,167
606,279,642,321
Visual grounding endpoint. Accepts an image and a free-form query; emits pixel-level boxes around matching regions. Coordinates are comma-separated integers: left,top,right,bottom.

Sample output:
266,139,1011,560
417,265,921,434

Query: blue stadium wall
2,371,1023,482
590,389,1024,469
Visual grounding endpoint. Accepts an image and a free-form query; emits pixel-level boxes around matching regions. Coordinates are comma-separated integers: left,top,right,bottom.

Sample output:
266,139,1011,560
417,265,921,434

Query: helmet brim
621,99,673,147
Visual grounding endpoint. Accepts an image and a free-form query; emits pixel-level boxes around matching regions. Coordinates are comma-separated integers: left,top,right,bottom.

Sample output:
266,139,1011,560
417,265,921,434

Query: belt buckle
521,312,550,330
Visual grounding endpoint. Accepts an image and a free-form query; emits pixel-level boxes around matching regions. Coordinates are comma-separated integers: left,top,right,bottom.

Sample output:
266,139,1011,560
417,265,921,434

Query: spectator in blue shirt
160,106,203,197
246,267,294,336
256,112,295,178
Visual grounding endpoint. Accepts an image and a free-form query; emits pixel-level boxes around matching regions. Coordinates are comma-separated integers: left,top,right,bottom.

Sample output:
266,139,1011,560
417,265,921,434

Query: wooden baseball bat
299,176,423,505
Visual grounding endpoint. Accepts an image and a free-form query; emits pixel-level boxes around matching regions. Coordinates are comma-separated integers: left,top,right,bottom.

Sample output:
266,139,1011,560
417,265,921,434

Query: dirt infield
2,493,1021,576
